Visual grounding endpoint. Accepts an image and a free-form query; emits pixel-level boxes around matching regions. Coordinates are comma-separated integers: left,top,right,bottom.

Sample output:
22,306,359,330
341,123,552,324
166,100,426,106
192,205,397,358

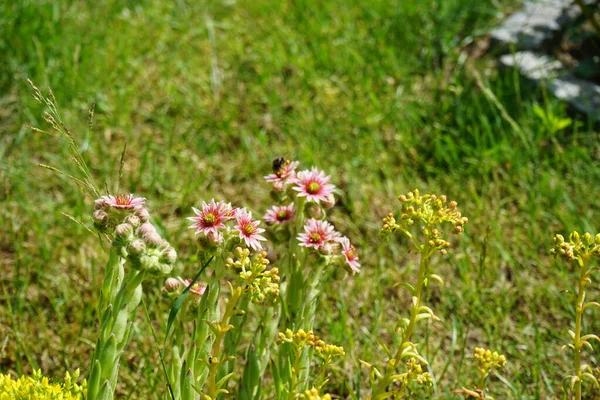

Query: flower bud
322,194,336,209
125,215,141,228
135,207,150,222
163,277,181,293
161,248,177,265
128,239,146,256
115,223,133,240
93,209,108,222
305,203,324,219
95,198,110,210
138,222,157,238
145,233,163,247
206,230,223,245
319,241,339,256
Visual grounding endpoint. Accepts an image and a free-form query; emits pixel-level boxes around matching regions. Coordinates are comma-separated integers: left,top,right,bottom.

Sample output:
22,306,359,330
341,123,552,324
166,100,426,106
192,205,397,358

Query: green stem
206,287,242,398
373,247,431,396
290,346,303,398
88,267,146,400
573,256,588,400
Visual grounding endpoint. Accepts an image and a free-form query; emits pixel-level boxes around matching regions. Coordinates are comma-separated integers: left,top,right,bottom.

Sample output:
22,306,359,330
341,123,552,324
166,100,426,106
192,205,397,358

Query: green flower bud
93,210,108,227
125,215,141,228
161,248,177,265
128,239,146,256
115,223,133,240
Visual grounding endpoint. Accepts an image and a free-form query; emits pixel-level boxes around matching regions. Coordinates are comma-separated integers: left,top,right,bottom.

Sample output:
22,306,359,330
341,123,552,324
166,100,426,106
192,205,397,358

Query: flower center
243,224,255,235
204,213,217,226
346,248,357,260
307,182,320,194
115,195,130,205
309,233,322,243
277,210,289,221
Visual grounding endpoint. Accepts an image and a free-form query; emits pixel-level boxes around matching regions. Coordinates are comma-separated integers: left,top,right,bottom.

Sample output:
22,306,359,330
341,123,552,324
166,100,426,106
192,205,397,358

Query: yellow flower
300,387,332,400
0,369,87,400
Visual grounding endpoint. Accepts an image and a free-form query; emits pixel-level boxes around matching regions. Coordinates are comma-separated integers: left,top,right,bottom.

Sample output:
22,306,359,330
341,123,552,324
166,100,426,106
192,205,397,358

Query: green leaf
240,346,261,400
164,256,214,346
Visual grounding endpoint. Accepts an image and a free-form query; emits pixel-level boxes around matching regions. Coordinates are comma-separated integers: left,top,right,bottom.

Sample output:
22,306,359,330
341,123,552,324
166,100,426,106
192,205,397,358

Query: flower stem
206,286,242,398
88,259,146,400
373,246,431,396
573,256,588,400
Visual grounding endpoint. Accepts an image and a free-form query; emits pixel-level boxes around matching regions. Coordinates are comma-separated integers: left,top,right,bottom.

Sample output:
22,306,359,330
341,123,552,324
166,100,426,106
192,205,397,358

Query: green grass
2,0,600,398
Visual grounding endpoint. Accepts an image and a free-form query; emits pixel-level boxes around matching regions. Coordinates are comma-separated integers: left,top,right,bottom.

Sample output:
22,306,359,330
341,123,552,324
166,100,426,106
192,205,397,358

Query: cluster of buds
315,343,346,363
277,329,344,357
473,347,507,378
404,358,433,387
551,232,600,262
226,247,280,305
94,194,176,275
382,189,468,254
0,369,87,400
299,387,332,400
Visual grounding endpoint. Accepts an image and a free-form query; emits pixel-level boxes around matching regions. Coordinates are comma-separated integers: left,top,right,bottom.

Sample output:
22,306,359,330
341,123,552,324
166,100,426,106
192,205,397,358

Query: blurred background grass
2,0,600,398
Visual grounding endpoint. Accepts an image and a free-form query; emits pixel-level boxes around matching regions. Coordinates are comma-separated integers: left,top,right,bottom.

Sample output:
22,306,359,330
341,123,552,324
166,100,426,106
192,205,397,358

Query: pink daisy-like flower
187,200,231,236
180,278,207,297
337,237,360,273
264,160,299,191
298,218,340,249
235,208,267,251
293,167,336,203
101,194,145,210
264,204,295,224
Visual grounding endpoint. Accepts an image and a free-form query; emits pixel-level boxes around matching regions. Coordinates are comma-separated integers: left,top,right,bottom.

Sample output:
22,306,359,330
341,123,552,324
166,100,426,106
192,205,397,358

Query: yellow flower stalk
454,347,507,399
551,231,600,400
369,190,467,398
275,329,345,399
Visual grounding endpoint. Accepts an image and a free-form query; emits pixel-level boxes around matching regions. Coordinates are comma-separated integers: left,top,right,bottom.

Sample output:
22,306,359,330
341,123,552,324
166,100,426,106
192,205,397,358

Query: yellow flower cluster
382,189,468,254
405,358,432,386
474,347,506,377
0,370,86,400
551,232,600,262
226,248,280,305
277,329,345,361
315,343,345,361
300,387,332,400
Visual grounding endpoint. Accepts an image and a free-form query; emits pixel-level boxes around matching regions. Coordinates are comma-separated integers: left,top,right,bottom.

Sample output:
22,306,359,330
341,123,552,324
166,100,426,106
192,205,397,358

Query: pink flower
338,237,360,273
180,278,206,297
293,167,336,203
101,194,146,210
264,160,299,191
298,218,340,249
188,200,232,236
264,204,295,224
235,208,267,251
